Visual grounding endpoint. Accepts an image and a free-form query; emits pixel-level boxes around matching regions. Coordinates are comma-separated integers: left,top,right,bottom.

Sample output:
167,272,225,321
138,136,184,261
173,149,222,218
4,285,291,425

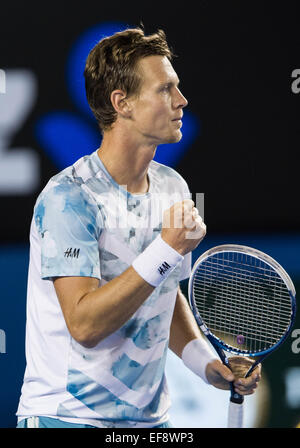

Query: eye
160,83,171,93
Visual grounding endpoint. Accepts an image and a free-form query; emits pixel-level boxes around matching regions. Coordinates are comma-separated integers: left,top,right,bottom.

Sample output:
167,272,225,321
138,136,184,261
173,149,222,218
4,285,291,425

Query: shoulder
35,151,104,210
33,161,102,234
35,169,89,212
149,160,190,192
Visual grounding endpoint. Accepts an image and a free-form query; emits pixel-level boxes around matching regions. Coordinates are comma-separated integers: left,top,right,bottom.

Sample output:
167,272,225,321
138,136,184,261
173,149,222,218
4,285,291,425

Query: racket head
188,244,296,357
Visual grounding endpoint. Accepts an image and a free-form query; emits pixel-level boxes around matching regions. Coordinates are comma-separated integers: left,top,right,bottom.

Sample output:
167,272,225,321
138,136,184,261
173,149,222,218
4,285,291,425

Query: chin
164,130,183,144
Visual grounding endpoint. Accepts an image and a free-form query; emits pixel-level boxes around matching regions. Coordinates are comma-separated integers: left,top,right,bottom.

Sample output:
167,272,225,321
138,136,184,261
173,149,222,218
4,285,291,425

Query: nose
174,86,188,109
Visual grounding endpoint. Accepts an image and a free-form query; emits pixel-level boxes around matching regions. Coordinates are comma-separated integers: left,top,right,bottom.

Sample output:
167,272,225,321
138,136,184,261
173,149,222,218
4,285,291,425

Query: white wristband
132,234,183,287
182,338,218,384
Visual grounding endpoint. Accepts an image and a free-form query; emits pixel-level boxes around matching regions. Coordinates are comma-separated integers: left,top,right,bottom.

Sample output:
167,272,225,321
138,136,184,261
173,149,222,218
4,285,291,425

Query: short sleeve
34,181,103,280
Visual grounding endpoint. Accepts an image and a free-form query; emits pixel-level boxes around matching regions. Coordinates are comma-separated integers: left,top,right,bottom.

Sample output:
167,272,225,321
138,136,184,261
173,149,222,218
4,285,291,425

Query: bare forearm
169,288,261,393
54,267,154,348
169,286,202,357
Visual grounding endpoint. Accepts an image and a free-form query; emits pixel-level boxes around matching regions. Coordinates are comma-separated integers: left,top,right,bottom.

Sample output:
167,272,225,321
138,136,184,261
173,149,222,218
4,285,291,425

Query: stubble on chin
165,130,182,144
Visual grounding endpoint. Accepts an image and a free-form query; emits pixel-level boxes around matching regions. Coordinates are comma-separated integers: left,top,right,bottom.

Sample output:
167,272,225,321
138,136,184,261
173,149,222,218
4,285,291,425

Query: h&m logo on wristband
158,261,171,276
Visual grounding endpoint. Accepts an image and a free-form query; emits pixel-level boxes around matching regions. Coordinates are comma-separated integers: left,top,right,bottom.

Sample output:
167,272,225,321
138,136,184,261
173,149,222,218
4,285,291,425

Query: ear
110,89,132,118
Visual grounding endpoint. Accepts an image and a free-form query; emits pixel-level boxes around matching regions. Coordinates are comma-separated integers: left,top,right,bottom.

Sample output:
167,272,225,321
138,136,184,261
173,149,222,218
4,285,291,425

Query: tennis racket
188,244,296,428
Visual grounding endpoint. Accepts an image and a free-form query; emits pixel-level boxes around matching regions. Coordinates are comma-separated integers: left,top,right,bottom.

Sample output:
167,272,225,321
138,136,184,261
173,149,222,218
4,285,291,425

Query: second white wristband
132,234,183,287
182,338,218,384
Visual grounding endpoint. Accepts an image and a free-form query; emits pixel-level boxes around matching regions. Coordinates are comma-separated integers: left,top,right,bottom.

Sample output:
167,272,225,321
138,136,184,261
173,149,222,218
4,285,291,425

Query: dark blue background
0,0,299,428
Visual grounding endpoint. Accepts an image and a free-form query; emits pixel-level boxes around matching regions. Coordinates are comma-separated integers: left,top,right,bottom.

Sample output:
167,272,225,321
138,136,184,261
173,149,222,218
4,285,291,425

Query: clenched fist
161,199,206,256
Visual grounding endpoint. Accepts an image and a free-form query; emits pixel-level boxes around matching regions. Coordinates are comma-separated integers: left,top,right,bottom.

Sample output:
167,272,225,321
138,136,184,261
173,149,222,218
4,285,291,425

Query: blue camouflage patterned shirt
17,149,192,428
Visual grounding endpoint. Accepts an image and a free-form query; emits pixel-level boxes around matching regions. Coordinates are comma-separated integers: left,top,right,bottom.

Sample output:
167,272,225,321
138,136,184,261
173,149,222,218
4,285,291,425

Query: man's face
128,55,188,145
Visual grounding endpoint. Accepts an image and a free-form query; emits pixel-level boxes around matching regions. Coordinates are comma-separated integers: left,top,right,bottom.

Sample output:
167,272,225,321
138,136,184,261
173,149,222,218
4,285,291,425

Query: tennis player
16,28,261,428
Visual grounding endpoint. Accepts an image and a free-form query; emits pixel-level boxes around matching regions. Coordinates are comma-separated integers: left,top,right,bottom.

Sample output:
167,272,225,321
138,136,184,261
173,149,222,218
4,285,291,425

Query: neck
97,128,157,194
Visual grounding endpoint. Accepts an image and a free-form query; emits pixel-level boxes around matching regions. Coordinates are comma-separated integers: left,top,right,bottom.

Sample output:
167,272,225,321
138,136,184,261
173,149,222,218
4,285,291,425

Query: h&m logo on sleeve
64,247,80,258
158,261,171,276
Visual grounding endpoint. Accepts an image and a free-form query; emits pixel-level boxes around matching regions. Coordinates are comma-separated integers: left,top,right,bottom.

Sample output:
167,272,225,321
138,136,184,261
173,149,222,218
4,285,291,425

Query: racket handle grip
228,400,244,428
229,382,244,404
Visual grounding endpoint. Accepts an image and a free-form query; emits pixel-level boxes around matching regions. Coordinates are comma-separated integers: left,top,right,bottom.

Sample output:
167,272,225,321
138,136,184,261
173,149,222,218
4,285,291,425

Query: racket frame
188,244,297,404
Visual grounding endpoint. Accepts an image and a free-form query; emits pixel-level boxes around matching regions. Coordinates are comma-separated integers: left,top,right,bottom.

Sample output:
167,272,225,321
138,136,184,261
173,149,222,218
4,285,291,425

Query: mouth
172,115,183,129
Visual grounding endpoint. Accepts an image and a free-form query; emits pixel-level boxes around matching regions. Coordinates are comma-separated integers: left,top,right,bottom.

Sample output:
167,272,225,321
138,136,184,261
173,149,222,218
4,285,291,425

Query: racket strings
193,283,292,324
192,251,292,353
193,280,291,312
195,262,290,290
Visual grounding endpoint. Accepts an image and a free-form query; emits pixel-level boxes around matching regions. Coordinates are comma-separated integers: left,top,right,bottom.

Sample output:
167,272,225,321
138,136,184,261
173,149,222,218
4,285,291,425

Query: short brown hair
84,27,174,133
